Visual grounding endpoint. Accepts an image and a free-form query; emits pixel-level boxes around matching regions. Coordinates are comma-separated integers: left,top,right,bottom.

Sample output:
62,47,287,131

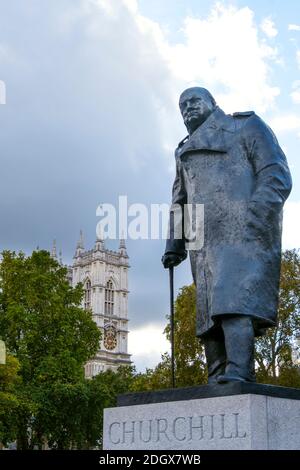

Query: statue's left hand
161,253,183,269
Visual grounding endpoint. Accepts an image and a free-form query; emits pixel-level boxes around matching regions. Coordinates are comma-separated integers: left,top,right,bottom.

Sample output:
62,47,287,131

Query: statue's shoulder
175,135,189,157
177,135,189,149
234,111,269,131
232,111,255,118
233,111,277,142
232,111,256,131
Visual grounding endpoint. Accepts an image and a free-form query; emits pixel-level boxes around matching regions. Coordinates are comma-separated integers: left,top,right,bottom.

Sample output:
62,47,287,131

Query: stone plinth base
103,383,300,450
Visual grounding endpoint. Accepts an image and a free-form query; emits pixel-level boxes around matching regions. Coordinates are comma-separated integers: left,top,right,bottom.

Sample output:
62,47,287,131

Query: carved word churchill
108,412,246,445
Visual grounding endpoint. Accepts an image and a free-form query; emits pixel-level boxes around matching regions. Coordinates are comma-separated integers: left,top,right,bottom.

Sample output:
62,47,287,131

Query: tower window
84,279,91,310
105,280,114,315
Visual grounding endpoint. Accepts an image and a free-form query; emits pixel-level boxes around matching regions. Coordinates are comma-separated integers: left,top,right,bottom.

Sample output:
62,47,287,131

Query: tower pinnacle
75,230,84,258
51,239,57,259
77,229,84,249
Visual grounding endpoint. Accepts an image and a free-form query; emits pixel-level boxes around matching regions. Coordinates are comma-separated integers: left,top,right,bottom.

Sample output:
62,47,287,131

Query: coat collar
176,107,235,158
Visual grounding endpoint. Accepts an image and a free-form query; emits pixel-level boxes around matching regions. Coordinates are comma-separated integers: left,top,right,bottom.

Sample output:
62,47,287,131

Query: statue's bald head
179,87,216,134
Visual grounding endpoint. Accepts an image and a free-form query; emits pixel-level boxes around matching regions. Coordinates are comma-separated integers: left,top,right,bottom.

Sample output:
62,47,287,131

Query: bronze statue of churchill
162,87,292,384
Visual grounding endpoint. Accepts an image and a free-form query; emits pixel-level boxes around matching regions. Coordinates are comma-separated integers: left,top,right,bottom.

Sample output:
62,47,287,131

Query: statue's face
179,89,215,134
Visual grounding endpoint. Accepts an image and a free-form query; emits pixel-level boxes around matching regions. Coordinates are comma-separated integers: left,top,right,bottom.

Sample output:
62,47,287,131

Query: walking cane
169,266,175,388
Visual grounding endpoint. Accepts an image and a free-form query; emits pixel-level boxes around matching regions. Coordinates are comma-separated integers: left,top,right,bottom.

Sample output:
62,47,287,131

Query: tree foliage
0,354,21,447
0,250,103,448
81,365,135,448
131,285,207,391
255,249,300,385
165,284,207,387
0,250,100,384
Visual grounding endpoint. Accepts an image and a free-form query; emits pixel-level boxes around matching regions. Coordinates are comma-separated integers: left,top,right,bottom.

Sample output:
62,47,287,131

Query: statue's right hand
161,253,183,269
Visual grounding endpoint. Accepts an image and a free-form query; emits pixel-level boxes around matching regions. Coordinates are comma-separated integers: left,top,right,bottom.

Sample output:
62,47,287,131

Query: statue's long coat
165,107,292,337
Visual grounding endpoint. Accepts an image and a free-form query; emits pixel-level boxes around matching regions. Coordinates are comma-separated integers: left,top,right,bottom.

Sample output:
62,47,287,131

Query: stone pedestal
103,383,300,450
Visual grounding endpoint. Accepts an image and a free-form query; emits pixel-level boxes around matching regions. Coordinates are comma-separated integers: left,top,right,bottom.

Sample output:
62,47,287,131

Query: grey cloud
0,0,189,328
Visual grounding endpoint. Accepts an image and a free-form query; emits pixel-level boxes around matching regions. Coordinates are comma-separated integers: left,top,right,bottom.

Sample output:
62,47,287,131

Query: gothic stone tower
71,231,131,377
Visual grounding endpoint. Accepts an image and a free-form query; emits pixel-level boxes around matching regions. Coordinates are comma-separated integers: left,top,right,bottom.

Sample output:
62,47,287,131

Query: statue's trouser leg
203,332,226,384
218,315,256,383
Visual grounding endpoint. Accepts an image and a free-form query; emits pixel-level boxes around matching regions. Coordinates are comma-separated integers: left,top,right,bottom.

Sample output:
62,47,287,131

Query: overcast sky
0,0,300,370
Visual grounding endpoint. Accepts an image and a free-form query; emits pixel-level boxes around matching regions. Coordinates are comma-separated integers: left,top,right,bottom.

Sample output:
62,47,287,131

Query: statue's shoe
217,374,248,384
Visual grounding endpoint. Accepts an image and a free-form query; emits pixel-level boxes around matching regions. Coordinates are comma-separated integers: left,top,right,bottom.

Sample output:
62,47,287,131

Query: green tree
0,250,101,448
0,354,21,447
81,365,135,448
132,285,207,391
18,366,136,450
0,250,100,384
30,381,90,449
255,249,300,385
131,354,173,392
165,284,207,387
